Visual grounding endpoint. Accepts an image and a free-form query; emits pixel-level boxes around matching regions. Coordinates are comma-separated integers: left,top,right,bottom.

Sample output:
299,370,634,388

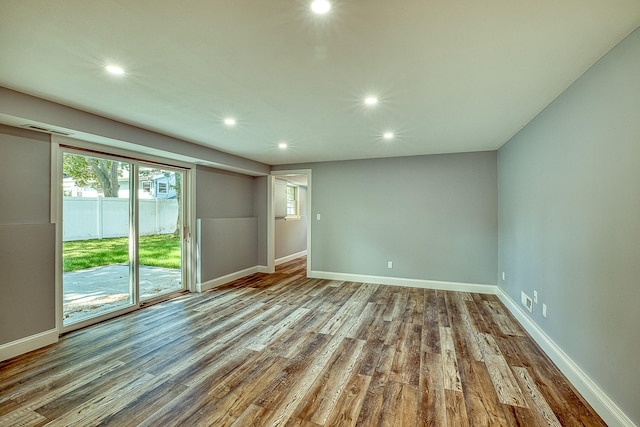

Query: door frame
269,169,312,277
52,136,195,333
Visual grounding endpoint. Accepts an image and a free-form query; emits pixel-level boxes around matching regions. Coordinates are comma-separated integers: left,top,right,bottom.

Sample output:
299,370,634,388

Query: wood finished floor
0,257,605,426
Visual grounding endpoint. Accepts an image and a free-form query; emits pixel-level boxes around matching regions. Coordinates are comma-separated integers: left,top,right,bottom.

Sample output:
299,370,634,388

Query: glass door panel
138,166,184,300
62,152,134,326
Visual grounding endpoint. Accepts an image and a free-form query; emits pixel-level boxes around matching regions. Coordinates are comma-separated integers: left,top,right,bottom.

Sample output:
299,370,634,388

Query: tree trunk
90,159,120,197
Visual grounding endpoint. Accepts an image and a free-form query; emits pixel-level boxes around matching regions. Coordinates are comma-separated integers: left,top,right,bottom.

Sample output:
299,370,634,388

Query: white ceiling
1,1,639,166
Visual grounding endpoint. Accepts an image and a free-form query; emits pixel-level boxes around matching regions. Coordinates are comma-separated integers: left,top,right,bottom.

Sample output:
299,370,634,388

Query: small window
142,181,152,192
158,182,168,194
286,185,299,217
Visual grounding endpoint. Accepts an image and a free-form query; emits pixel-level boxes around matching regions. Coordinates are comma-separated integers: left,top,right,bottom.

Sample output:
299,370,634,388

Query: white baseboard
309,270,497,294
275,250,307,266
497,288,635,427
197,266,264,292
0,329,58,362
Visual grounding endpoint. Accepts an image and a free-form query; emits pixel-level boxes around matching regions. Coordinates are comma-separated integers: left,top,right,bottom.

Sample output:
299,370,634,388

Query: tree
172,172,182,236
63,154,122,197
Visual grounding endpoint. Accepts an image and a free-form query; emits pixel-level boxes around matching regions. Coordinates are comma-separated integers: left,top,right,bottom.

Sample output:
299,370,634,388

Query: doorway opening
270,170,311,277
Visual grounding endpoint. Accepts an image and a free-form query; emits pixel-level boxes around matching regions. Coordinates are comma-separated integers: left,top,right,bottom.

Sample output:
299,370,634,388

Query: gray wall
275,185,308,260
0,126,55,346
0,87,269,176
498,28,640,424
197,218,257,280
254,176,269,266
196,166,255,218
195,166,264,282
276,152,498,284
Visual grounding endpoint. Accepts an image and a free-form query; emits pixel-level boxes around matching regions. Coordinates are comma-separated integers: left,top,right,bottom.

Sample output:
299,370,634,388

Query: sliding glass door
138,165,184,301
62,150,187,328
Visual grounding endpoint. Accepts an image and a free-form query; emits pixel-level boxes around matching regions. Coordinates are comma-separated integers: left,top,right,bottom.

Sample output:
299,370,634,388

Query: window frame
157,182,168,194
285,184,301,220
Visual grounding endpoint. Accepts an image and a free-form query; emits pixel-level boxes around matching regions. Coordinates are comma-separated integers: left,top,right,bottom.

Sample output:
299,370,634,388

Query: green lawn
63,234,181,272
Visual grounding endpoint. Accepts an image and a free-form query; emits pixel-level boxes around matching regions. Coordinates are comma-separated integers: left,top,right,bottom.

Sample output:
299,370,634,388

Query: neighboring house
151,173,177,200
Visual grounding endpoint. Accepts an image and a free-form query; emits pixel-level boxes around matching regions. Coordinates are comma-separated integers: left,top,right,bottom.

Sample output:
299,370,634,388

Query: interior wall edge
197,265,263,292
275,251,307,266
309,270,497,294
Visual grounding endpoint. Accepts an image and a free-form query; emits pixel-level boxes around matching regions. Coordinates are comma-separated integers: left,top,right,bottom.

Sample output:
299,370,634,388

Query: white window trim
285,184,301,220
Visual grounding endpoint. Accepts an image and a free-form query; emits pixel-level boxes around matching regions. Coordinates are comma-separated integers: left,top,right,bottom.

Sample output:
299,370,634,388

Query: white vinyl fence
63,197,179,241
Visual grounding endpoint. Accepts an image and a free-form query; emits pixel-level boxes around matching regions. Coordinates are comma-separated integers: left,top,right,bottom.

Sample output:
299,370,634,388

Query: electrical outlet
542,304,547,317
533,290,538,303
502,272,506,281
316,213,321,220
387,261,393,269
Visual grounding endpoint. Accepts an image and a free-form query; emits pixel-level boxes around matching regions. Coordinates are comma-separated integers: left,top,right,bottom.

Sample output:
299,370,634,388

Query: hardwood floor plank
253,333,329,410
178,354,287,427
419,351,447,427
319,282,377,336
260,362,325,426
357,303,390,342
0,400,21,417
94,380,187,427
484,355,528,408
0,257,606,426
476,332,503,359
483,300,527,337
229,404,272,427
10,359,125,411
378,381,419,427
354,344,396,426
444,389,470,427
446,293,483,362
463,299,492,335
388,322,422,386
41,371,157,427
422,290,441,354
440,326,463,392
294,337,366,425
0,405,48,427
356,338,386,377
515,339,607,426
324,373,371,427
501,404,537,426
246,306,311,351
436,290,450,327
512,366,561,426
382,292,406,322
457,359,515,426
284,417,322,427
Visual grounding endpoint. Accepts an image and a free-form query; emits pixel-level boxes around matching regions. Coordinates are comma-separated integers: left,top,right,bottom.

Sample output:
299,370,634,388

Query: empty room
1,1,639,426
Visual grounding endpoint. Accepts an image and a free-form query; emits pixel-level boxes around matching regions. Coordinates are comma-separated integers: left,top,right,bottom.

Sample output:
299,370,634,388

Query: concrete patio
63,264,182,324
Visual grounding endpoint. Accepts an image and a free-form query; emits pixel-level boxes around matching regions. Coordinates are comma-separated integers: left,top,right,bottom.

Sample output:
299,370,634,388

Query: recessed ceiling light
364,97,378,106
311,0,331,14
278,142,288,149
105,65,125,75
224,118,236,126
383,132,394,140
